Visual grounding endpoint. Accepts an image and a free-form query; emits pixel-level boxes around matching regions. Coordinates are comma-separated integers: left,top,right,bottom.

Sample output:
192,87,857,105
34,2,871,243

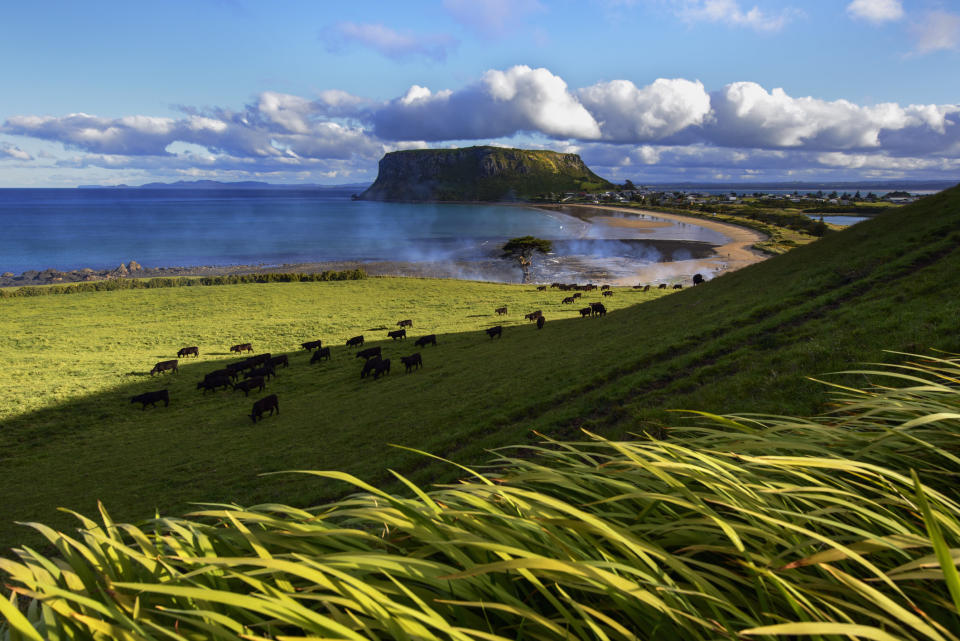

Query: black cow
226,362,248,376
230,343,253,353
495,306,508,316
414,334,437,347
177,346,199,358
693,273,705,285
205,368,235,382
268,355,289,369
400,353,422,372
360,356,381,379
591,302,607,317
397,319,413,328
197,375,231,394
536,285,547,291
658,283,667,289
346,335,364,347
562,296,576,304
233,376,265,397
536,315,545,330
600,284,610,291
486,325,502,339
579,306,592,318
150,360,178,376
310,346,331,363
388,329,406,340
644,285,651,292
673,284,683,289
602,290,613,297
525,310,542,321
301,339,323,351
250,394,279,423
632,284,644,289
373,358,391,379
572,293,582,299
245,365,275,381
131,389,169,410
357,346,382,360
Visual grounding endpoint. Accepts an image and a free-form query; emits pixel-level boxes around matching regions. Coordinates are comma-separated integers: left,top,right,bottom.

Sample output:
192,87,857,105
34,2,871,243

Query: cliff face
359,146,613,202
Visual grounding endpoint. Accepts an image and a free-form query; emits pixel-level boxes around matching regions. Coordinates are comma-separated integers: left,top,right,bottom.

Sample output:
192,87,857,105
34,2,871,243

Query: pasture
0,278,671,549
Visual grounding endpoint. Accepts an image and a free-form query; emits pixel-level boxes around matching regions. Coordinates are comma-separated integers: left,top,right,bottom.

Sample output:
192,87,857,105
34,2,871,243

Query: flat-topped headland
358,146,613,202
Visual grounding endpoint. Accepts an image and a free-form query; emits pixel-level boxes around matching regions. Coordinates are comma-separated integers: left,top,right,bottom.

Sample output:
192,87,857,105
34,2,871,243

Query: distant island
358,146,613,202
77,180,370,190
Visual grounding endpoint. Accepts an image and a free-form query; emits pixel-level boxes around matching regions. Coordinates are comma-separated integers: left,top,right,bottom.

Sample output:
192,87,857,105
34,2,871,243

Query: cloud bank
4,65,959,183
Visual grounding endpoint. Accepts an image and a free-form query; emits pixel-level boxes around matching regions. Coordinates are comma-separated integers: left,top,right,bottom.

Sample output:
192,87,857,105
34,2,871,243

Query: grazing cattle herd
129,278,699,422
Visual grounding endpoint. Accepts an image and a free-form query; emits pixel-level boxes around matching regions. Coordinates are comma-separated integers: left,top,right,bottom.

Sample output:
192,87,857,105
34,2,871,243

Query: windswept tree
502,236,553,284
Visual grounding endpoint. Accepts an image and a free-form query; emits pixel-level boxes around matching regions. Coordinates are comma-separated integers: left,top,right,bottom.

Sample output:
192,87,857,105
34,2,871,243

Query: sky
1,0,959,187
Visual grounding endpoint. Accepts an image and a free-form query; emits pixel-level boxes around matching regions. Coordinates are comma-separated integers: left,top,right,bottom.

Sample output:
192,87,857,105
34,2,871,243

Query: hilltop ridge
359,146,613,202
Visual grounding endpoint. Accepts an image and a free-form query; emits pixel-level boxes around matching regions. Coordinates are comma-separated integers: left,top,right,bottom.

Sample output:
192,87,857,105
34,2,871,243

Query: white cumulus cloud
578,78,711,142
846,0,903,24
373,65,601,141
705,81,960,151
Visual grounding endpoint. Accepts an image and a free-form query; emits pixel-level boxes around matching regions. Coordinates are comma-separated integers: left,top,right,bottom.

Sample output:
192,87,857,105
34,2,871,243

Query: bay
0,188,728,282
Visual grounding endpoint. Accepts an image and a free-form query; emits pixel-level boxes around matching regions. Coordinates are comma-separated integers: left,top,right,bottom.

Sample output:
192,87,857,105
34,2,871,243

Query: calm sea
0,188,728,281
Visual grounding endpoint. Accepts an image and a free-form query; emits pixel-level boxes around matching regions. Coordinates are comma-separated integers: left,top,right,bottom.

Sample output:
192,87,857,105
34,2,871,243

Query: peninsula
358,146,613,202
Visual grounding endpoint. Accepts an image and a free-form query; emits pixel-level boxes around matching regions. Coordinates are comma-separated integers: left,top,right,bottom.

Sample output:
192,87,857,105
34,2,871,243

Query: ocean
0,188,728,282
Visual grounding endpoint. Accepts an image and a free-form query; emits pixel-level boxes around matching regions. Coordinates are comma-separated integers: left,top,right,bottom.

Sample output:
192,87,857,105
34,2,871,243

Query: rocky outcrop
359,146,613,202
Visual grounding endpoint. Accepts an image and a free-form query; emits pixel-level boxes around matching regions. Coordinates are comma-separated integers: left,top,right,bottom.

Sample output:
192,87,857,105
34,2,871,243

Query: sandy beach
552,204,769,285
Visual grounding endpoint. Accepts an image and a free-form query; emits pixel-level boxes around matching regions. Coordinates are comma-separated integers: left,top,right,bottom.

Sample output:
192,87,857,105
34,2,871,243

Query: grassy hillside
1,183,958,552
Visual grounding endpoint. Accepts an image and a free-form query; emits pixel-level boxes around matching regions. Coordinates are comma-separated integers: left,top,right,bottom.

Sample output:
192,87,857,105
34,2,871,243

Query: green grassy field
1,184,958,553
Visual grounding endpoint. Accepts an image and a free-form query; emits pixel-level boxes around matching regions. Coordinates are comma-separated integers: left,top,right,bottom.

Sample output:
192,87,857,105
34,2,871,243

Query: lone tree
502,236,553,284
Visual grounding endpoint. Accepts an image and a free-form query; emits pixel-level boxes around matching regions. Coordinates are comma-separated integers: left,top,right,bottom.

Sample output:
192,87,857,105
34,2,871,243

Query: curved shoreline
536,204,770,284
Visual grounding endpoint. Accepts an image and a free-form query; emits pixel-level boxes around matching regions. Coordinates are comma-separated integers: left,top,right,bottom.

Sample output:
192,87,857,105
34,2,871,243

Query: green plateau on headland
359,145,614,201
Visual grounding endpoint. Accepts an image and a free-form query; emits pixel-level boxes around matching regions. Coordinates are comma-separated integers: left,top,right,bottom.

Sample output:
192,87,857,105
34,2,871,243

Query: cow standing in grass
360,356,381,379
250,394,279,423
233,376,265,397
310,346,331,363
357,346,381,360
177,346,199,358
131,389,169,409
495,306,507,316
197,375,231,393
400,353,422,372
151,360,178,376
415,334,437,347
388,329,406,340
486,325,502,339
346,336,364,348
301,339,322,351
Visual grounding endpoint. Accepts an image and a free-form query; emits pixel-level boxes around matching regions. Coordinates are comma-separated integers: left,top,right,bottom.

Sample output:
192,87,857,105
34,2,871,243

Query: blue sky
1,0,958,186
